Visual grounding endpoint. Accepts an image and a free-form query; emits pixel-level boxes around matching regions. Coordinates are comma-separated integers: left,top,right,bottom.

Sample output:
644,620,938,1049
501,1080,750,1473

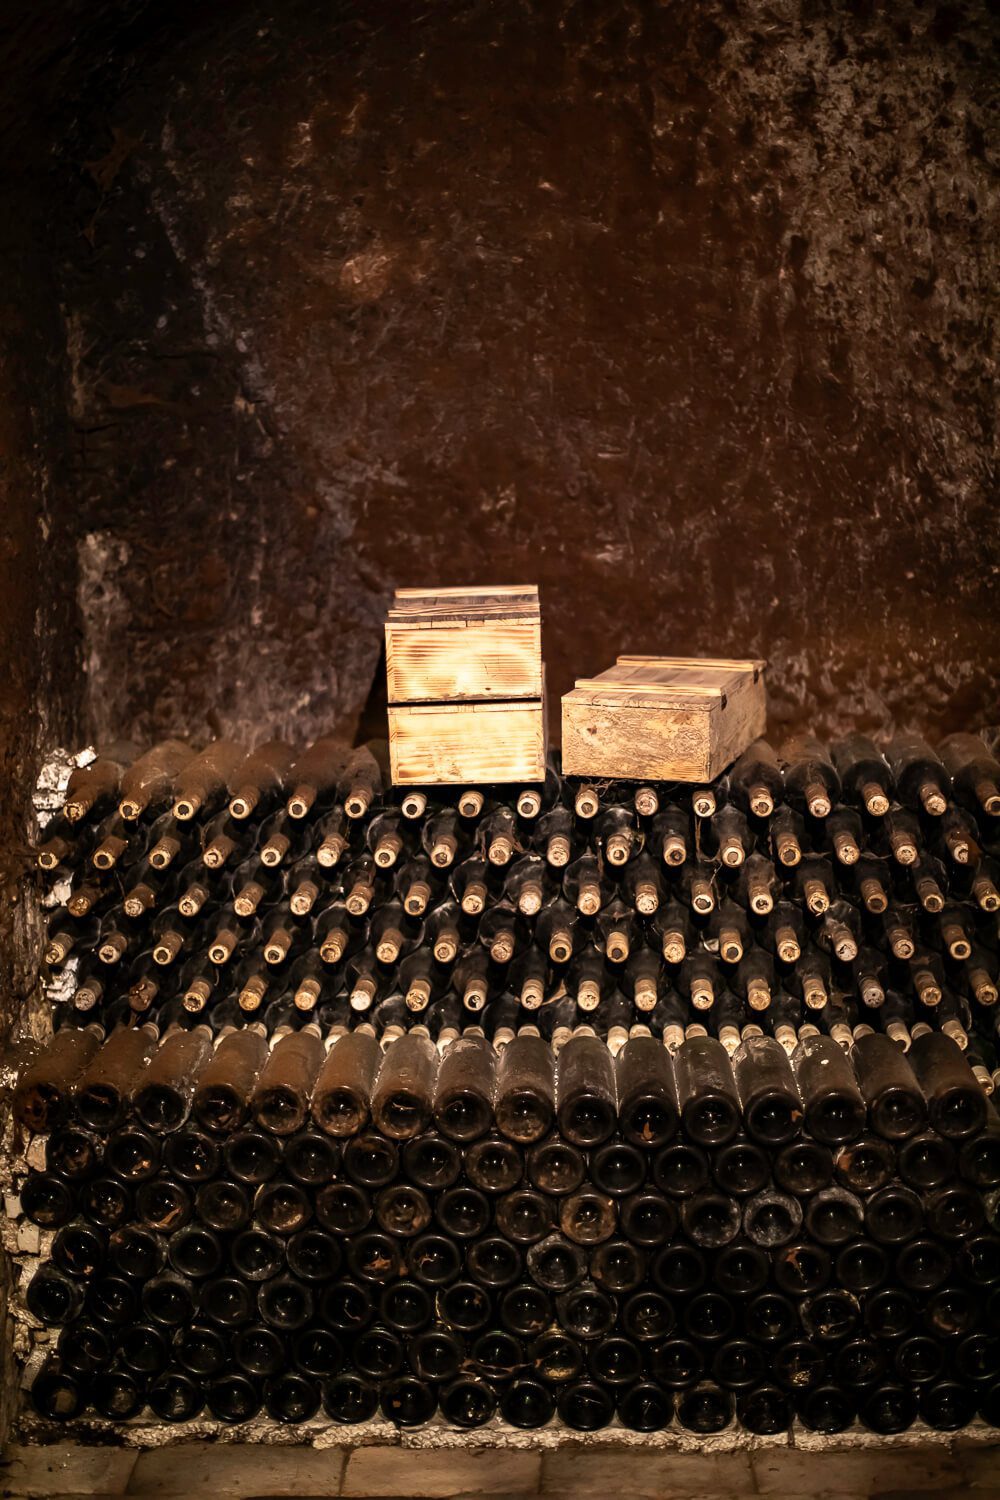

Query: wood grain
389,696,547,785
386,618,543,701
390,585,539,619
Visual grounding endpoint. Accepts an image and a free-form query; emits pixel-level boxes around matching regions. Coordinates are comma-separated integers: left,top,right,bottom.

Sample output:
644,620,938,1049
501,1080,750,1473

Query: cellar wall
0,167,84,1445
41,0,1000,751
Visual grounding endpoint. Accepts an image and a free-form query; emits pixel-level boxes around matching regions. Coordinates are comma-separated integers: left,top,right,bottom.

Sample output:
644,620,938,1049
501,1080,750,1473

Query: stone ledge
341,1445,541,1496
0,1443,137,1494
124,1442,346,1496
751,1442,965,1495
538,1447,755,1495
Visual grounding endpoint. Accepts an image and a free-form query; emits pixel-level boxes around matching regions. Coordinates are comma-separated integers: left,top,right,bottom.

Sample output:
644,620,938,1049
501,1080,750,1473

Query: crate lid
389,585,540,625
569,655,766,710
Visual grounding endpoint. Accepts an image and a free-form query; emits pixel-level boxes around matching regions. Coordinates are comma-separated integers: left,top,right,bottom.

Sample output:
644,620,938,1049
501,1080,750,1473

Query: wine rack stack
17,731,1000,1434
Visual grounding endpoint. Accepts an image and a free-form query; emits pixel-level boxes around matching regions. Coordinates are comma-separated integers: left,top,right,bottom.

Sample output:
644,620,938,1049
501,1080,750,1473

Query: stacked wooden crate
562,654,767,782
386,585,547,785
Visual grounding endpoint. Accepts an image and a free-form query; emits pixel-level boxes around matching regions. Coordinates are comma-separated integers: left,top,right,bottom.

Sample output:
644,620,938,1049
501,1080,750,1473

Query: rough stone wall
49,0,999,750
0,197,82,1443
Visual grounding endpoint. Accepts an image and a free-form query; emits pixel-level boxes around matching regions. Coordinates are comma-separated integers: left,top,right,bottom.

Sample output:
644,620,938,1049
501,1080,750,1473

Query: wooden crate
389,690,548,785
385,585,542,702
561,655,766,783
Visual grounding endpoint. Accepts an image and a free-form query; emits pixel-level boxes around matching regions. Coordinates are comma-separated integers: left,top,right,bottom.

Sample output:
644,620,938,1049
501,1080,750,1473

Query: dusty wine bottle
907,1031,988,1139
493,1031,555,1143
939,732,1000,818
887,732,953,816
673,1037,740,1147
15,1025,104,1132
555,1032,617,1146
370,1032,438,1140
284,738,351,819
792,1033,867,1145
830,734,892,816
250,1026,325,1136
780,735,840,818
132,1025,212,1133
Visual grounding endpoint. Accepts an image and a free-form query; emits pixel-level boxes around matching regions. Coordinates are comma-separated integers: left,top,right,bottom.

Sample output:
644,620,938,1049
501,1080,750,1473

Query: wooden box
561,656,766,783
389,690,548,786
385,585,542,702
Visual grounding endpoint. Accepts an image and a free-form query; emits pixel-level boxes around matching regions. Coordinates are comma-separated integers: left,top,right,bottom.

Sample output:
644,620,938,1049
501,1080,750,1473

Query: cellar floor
2,1418,998,1499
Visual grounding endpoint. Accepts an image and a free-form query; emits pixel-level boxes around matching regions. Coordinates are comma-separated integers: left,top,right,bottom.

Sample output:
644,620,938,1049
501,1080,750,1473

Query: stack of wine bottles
19,728,1000,1431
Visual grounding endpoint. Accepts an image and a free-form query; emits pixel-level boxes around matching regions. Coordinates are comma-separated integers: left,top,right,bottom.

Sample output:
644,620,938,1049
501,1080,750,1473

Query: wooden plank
571,679,725,709
709,675,768,779
561,697,714,782
614,654,767,676
388,585,539,622
386,618,543,702
389,694,547,785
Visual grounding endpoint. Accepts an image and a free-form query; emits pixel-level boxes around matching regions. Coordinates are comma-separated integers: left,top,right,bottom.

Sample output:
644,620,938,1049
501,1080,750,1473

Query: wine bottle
339,742,388,821
650,805,691,867
780,734,840,818
555,1031,617,1146
226,854,282,918
464,1138,523,1201
882,731,947,815
306,1030,376,1137
706,804,753,868
589,1237,646,1294
392,855,437,921
44,910,100,968
531,804,576,870
907,1031,988,1139
830,733,892,816
116,740,192,821
433,1034,494,1140
491,1032,554,1144
14,1024,104,1131
503,852,554,917
939,732,1000,818
732,852,778,917
167,741,242,821
250,1025,325,1135
970,855,1000,913
712,1135,769,1197
615,1034,678,1148
133,1025,212,1133
368,1032,438,1140
792,1032,866,1145
729,739,783,818
227,740,296,820
313,807,351,869
675,1382,734,1433
189,1026,268,1133
285,737,352,818
558,852,604,919
804,1186,865,1246
769,805,805,869
75,1023,160,1132
674,1037,740,1146
64,746,137,824
935,805,981,867
732,1034,802,1145
500,1377,555,1428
